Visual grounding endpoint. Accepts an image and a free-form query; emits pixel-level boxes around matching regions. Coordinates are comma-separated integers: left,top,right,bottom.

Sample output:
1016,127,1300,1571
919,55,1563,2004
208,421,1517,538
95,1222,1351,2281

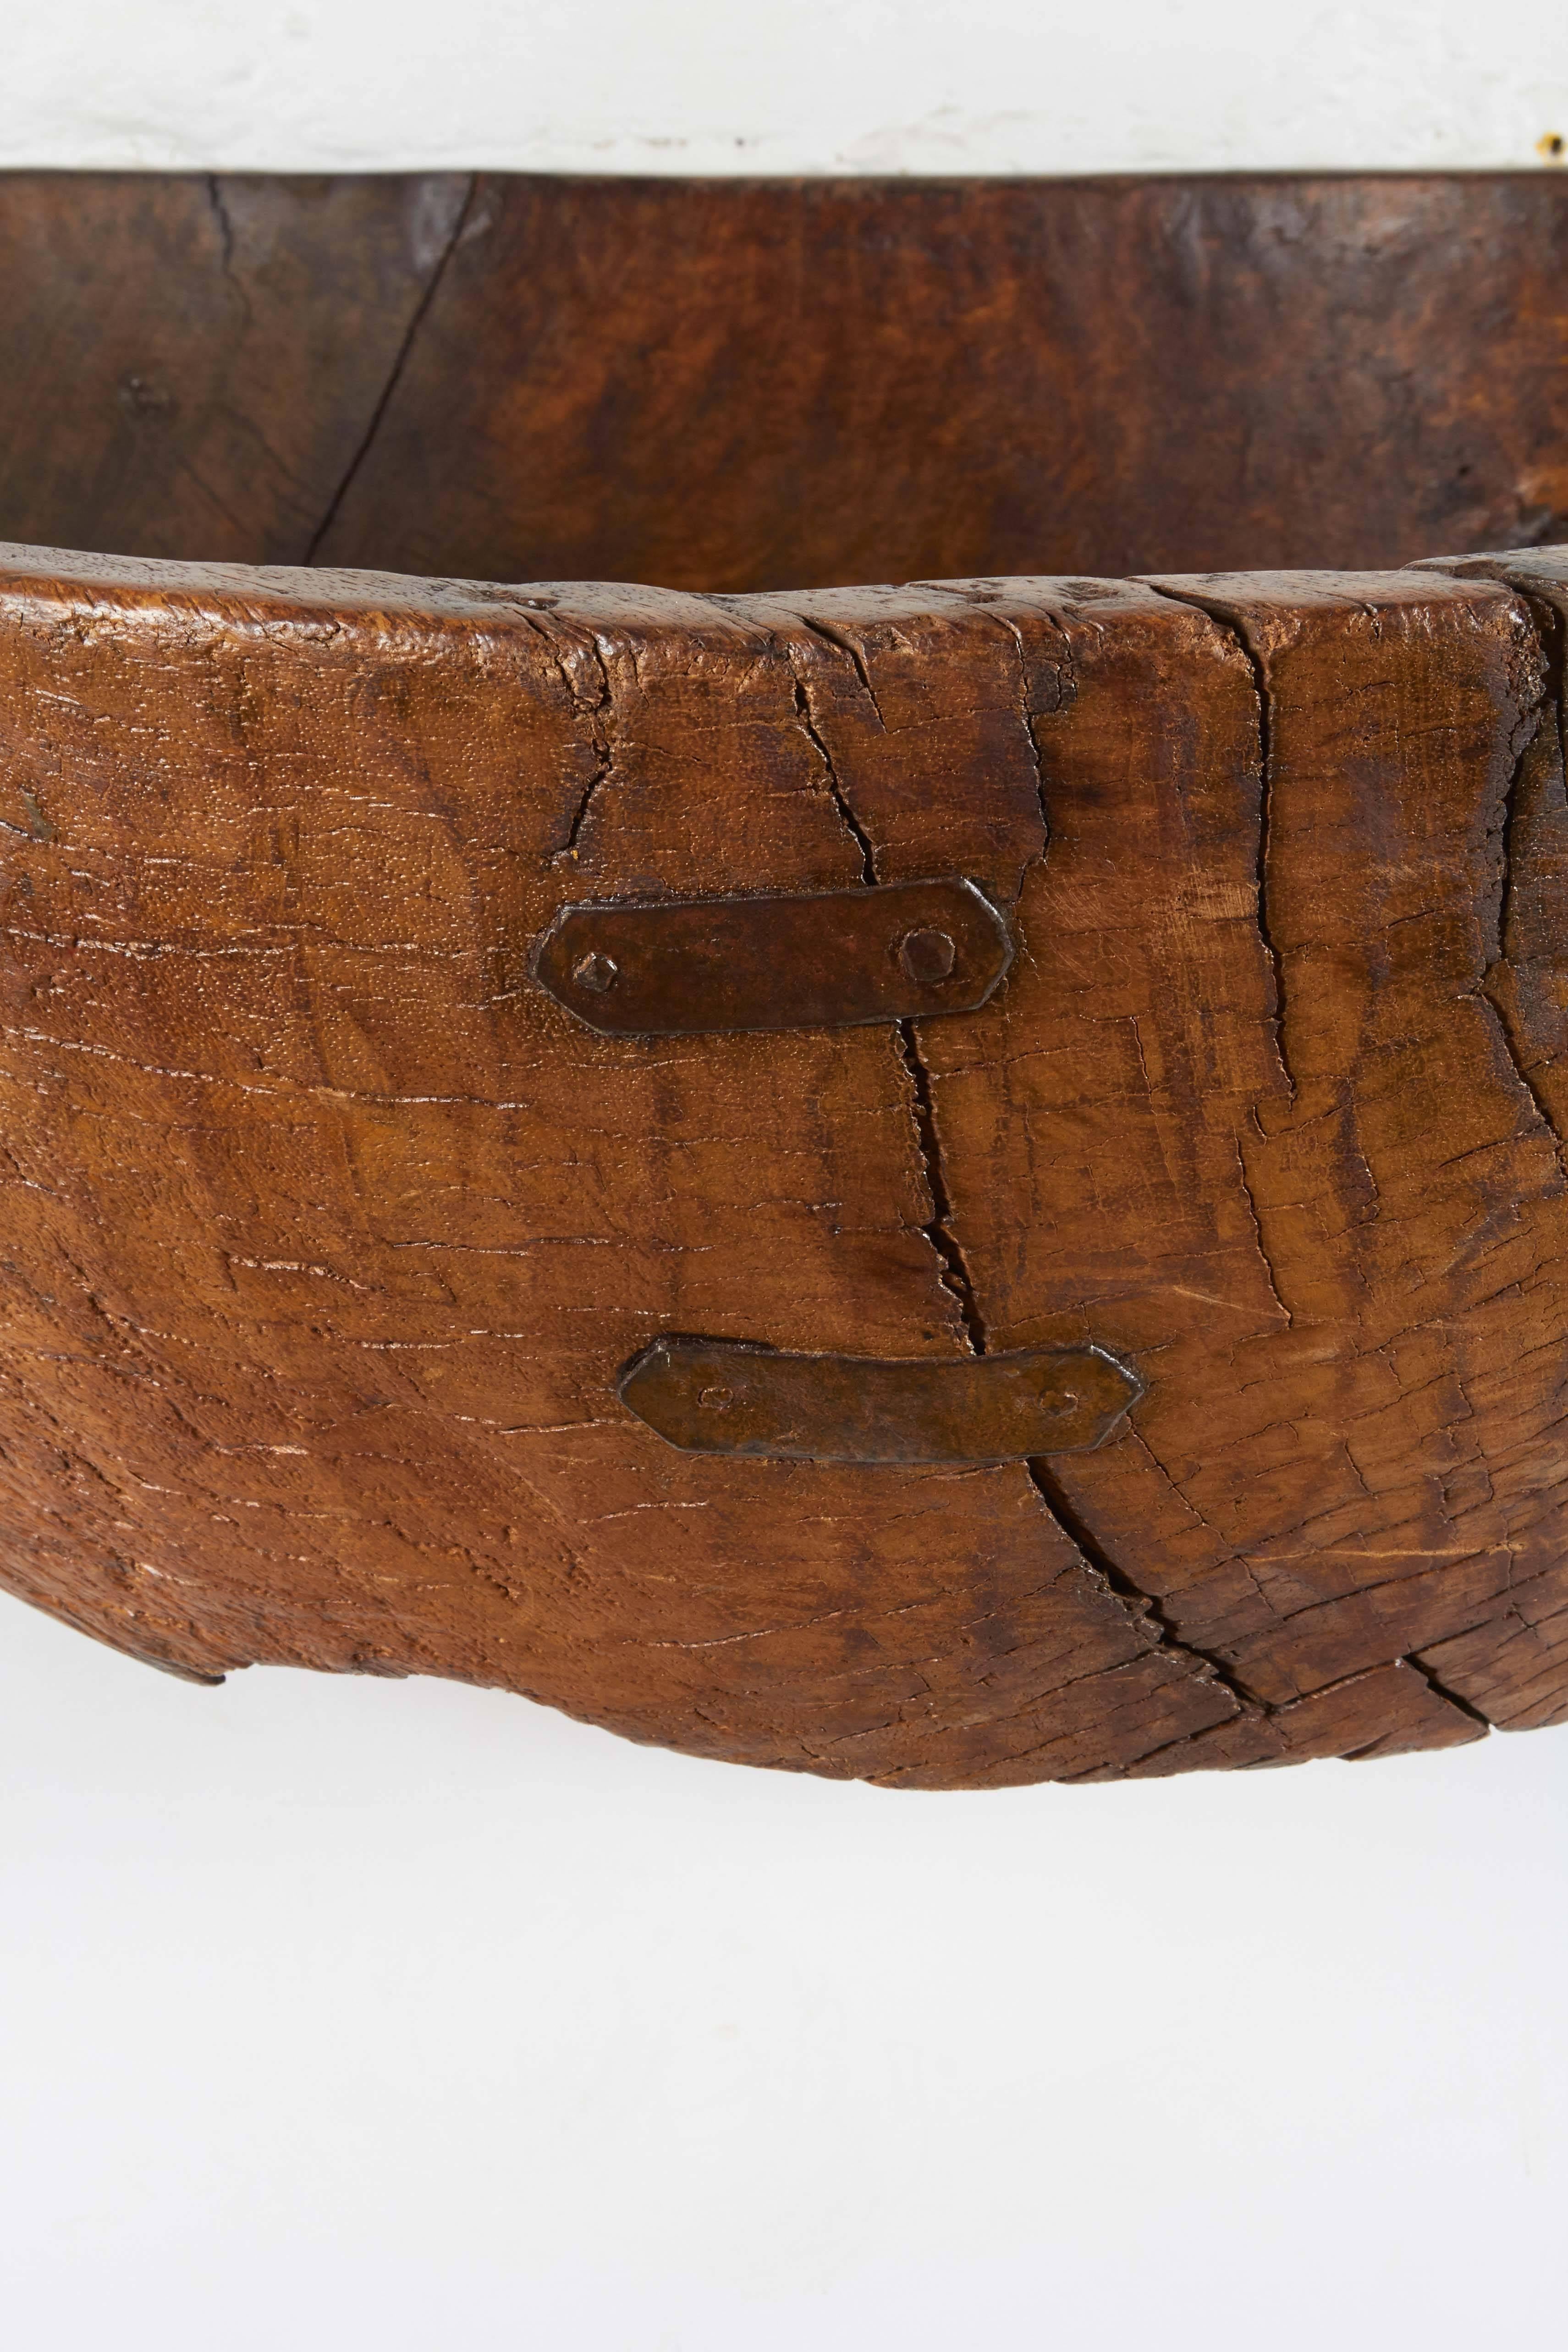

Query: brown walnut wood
4,171,1568,589
2,540,1567,1780
3,172,1568,1781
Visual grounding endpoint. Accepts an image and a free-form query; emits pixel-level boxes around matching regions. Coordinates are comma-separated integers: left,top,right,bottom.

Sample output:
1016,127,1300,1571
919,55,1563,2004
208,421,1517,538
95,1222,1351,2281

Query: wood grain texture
6,166,1568,1776
0,172,472,567
320,173,1568,591
899,564,1561,1769
4,174,1568,588
3,538,1566,1778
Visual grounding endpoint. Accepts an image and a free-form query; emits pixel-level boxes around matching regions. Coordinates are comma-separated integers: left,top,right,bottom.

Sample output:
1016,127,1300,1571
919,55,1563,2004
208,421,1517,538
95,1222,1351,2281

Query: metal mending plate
532,876,1013,1038
618,1337,1144,1464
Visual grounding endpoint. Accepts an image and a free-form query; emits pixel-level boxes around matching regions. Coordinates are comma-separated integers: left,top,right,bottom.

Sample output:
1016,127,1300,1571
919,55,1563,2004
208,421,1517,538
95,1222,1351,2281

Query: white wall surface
0,0,1566,174
3,1594,1567,2350
5,7,1568,2347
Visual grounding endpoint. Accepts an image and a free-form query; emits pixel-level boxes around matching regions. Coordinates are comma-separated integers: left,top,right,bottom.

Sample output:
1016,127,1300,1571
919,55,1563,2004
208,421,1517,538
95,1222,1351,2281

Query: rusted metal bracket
618,1336,1143,1463
532,876,1012,1037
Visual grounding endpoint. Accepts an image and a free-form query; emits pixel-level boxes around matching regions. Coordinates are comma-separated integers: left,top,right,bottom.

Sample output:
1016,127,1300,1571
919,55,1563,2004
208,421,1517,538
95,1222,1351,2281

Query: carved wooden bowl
5,171,1568,1782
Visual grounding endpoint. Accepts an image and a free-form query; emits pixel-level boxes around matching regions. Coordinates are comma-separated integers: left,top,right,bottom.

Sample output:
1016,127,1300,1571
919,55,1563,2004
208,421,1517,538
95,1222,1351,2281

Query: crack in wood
894,1019,990,1358
1144,579,1298,1106
1024,1455,1262,1718
790,662,877,887
1475,594,1568,1183
1403,1650,1494,1729
812,637,1282,1740
304,173,478,565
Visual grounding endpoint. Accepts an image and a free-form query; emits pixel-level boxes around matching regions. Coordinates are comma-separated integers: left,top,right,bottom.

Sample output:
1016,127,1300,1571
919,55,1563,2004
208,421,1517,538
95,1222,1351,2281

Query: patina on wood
2,170,1568,589
4,170,1568,1778
1,539,1566,1783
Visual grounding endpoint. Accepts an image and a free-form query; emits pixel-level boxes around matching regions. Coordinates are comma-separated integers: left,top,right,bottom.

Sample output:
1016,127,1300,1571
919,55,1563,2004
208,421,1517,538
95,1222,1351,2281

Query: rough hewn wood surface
3,539,1567,1780
3,173,1568,587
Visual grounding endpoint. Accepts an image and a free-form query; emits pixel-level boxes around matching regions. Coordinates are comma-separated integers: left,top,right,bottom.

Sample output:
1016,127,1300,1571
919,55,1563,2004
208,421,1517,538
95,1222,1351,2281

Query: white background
5,1599,1567,2348
0,0,1566,174
4,5,1568,2347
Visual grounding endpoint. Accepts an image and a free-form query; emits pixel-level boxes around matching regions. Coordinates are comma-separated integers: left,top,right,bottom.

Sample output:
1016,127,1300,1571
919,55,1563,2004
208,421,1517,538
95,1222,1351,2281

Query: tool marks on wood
2,546,1568,1775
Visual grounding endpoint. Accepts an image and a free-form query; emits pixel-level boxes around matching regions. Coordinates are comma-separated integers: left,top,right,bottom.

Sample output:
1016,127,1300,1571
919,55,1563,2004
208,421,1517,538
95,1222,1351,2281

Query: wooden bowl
4,170,1567,1783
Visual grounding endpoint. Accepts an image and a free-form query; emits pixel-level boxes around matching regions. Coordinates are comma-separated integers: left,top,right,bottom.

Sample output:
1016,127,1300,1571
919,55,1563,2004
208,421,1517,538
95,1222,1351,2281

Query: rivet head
898,927,957,984
572,951,619,994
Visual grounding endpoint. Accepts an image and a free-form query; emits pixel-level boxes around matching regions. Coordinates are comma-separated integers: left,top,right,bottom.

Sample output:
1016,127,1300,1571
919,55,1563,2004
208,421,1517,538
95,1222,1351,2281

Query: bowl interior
4,170,1565,590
